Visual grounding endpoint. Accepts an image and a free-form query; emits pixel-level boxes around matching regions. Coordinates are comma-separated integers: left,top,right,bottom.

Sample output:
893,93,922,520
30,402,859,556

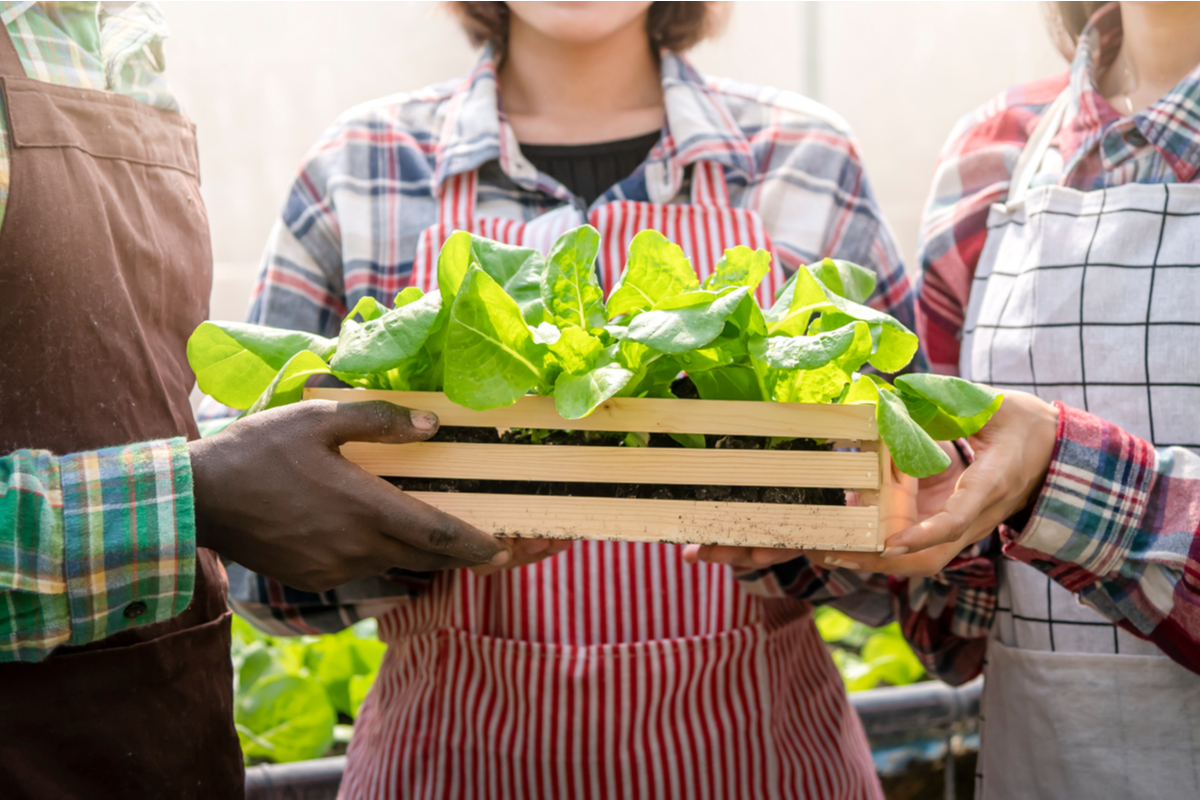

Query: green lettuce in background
231,616,384,764
814,607,926,692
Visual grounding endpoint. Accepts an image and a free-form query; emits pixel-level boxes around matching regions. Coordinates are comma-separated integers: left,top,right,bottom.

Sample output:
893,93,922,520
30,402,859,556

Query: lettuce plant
189,225,1001,478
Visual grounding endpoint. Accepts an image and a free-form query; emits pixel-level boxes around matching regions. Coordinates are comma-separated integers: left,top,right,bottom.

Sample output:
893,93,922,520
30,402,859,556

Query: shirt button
123,601,148,620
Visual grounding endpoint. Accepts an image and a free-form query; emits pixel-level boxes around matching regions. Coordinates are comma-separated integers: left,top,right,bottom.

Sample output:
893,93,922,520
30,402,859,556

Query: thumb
321,400,440,446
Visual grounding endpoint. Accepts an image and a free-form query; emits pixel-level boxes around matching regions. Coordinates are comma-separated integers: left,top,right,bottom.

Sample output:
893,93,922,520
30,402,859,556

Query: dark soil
389,422,844,507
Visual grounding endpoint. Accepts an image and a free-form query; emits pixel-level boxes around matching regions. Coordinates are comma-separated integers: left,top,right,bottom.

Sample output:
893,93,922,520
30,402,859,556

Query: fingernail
490,549,511,566
881,546,909,558
823,557,862,570
411,411,439,431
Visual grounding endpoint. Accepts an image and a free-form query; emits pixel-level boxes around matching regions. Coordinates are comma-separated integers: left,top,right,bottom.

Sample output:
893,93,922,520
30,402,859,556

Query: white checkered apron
962,90,1200,800
339,163,880,800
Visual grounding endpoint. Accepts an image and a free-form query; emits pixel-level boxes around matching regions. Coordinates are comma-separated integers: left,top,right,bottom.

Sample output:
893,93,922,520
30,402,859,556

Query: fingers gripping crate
305,388,895,552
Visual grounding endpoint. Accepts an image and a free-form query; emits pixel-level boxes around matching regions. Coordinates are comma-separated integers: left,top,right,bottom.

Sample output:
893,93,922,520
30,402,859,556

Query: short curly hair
446,2,726,62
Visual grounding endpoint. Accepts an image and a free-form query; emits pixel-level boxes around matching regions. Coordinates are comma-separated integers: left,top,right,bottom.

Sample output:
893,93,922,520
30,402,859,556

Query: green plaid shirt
0,1,196,662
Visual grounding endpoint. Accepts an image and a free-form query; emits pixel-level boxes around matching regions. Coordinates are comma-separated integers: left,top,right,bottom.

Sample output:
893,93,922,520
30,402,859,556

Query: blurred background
160,1,1064,323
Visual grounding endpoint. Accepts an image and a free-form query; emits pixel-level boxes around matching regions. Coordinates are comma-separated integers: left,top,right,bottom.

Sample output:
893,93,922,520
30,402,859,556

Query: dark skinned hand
189,399,511,592
469,537,575,577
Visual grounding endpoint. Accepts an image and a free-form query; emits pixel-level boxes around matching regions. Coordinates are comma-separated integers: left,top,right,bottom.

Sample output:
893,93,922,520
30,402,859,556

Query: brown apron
0,29,243,799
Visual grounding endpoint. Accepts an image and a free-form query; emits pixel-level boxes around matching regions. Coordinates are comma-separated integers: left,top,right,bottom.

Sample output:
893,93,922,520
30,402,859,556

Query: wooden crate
305,388,894,552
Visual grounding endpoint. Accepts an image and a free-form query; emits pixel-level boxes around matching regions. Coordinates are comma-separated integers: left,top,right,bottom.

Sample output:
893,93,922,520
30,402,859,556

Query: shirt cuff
1000,402,1157,584
59,438,197,646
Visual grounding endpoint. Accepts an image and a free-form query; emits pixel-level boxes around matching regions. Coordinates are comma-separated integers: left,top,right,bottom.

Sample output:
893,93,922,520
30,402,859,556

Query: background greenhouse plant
231,616,384,764
231,611,924,764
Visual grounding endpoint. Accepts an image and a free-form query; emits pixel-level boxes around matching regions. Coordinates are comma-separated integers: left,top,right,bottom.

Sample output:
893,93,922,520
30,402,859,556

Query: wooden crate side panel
407,492,882,552
875,441,904,550
305,388,878,440
344,442,882,489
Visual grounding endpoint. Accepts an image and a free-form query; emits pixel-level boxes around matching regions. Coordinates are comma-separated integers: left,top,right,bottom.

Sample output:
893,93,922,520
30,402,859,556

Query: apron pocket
0,610,242,799
346,617,879,800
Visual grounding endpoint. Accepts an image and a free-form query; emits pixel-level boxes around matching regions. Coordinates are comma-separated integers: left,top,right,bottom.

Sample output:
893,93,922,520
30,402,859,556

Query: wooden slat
343,442,880,489
305,388,878,440
406,492,883,551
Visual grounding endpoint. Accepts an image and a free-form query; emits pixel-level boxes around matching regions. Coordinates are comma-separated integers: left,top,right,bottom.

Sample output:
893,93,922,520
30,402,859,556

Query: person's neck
1101,2,1200,114
498,16,664,145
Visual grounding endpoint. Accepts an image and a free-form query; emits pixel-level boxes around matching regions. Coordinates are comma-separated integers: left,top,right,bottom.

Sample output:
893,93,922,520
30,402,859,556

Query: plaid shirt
917,1,1200,375
231,47,994,685
914,1,1200,672
0,1,196,662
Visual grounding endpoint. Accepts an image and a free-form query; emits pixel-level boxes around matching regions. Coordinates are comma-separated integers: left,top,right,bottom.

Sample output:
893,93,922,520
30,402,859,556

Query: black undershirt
520,130,662,207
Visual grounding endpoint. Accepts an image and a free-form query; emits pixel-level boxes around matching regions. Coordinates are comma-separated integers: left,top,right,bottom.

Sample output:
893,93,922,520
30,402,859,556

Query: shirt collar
2,2,169,66
1062,1,1200,181
1,2,39,26
432,47,756,200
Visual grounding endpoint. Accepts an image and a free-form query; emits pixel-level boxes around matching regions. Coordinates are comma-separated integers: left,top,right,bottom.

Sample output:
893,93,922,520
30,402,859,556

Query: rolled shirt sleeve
1002,402,1200,672
0,439,196,662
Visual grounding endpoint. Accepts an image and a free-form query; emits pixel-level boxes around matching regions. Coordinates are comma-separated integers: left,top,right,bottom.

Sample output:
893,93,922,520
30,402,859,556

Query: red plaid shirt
913,2,1200,673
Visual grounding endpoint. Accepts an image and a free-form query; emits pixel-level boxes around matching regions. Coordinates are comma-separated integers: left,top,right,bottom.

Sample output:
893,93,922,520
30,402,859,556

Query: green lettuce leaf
690,366,764,401
767,268,917,373
393,286,425,309
548,326,603,375
303,630,387,718
702,247,771,292
244,350,333,415
622,287,749,354
329,290,443,376
437,231,474,301
894,373,1004,439
444,265,552,410
605,230,698,318
235,674,336,764
345,296,384,322
668,433,706,448
468,234,548,325
760,361,851,405
542,225,606,330
437,231,547,324
805,258,877,304
749,322,871,372
876,388,951,478
187,322,336,409
555,363,635,419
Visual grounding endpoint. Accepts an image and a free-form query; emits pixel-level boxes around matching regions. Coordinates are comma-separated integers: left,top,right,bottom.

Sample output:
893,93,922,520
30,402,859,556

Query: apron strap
435,170,478,232
1007,89,1071,207
0,24,28,79
690,160,730,207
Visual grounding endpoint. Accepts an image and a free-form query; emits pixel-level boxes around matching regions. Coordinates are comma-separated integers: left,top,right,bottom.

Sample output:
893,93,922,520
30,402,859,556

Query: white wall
158,1,1065,322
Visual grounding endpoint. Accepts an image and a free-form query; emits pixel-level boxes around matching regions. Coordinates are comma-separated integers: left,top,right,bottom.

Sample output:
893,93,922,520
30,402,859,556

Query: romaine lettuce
188,226,1001,478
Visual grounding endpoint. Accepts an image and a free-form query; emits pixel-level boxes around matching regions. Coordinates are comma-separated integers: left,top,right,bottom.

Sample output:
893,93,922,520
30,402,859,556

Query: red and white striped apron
342,162,881,800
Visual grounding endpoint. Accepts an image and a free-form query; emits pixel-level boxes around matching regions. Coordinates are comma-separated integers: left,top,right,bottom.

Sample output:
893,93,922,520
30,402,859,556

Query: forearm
889,537,997,686
740,556,894,628
1003,403,1200,671
0,440,196,662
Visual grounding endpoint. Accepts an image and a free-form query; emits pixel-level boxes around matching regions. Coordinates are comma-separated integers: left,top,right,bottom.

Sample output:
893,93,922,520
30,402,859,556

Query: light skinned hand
805,390,1059,577
863,390,1059,577
470,537,574,576
681,441,964,572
